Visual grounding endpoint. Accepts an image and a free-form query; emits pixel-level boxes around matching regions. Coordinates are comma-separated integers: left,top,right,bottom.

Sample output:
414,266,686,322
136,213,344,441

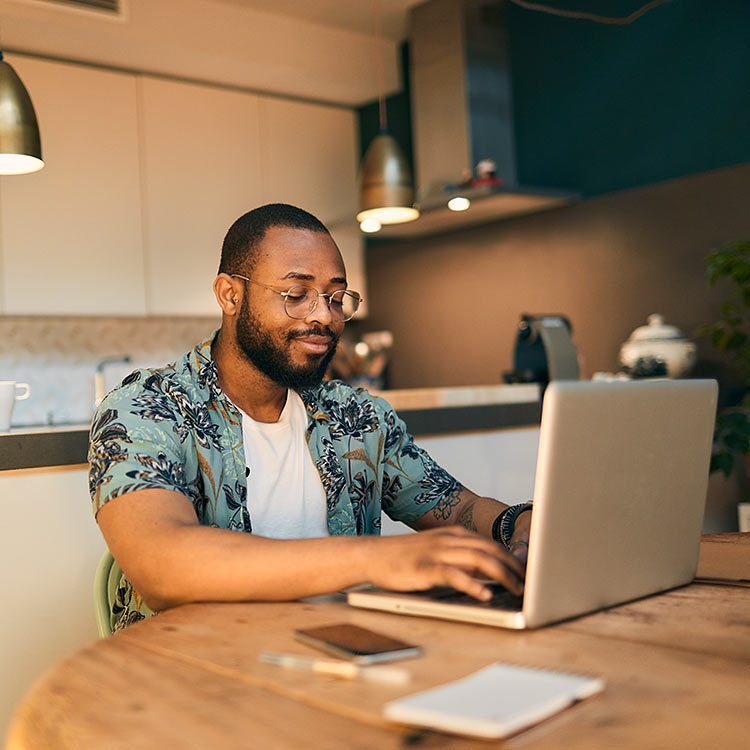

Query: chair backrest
93,548,122,638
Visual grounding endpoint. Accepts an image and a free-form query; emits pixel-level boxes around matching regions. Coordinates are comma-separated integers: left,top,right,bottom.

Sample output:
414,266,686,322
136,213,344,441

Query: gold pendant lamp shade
357,1,418,230
357,132,419,225
0,53,44,175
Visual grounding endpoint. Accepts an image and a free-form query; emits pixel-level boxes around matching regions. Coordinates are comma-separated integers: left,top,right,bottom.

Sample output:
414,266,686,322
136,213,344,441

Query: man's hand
363,527,525,601
507,509,532,567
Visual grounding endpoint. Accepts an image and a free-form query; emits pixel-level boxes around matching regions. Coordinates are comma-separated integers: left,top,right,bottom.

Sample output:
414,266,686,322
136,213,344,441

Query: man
89,204,532,632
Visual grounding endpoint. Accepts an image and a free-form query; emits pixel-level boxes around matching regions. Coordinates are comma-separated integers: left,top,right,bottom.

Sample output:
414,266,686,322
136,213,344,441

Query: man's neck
211,328,287,423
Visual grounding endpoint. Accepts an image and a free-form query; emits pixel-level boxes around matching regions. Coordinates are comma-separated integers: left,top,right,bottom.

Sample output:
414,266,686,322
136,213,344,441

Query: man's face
234,226,347,390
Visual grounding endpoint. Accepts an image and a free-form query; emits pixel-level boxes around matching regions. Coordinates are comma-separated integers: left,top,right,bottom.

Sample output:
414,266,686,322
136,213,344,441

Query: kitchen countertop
375,383,541,436
373,383,539,410
0,384,541,472
0,422,90,472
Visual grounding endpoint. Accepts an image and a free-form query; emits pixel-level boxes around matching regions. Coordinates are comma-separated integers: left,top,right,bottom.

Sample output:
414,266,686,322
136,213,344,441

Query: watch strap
491,502,533,549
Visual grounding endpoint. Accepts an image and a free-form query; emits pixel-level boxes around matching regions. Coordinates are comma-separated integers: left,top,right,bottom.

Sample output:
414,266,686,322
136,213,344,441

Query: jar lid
628,314,685,342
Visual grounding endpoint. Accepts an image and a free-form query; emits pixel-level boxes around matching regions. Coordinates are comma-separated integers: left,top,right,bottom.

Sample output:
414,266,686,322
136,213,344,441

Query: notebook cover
383,663,604,739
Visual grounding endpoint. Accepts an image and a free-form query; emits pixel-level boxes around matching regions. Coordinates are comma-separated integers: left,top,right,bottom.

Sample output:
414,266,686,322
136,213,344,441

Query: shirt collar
189,329,329,422
189,329,227,405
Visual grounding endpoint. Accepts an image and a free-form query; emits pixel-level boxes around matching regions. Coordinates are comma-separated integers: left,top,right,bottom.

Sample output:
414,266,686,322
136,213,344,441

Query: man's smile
292,333,335,356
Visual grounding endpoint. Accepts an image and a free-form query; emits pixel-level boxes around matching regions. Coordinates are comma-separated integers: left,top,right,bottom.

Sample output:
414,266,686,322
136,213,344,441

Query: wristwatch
491,502,533,549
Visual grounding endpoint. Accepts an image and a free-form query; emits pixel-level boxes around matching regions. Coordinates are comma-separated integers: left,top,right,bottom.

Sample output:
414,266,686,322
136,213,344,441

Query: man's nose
305,294,334,326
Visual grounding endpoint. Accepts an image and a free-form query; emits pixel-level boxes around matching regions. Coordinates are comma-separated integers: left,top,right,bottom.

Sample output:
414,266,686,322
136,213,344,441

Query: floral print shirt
89,332,460,632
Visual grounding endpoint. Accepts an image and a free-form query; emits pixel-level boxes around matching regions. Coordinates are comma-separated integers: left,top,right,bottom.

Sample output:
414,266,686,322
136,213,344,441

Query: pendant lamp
357,2,418,228
0,52,43,175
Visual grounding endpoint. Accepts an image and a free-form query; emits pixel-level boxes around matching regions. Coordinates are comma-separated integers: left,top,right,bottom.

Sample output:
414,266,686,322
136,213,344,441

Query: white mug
0,381,31,431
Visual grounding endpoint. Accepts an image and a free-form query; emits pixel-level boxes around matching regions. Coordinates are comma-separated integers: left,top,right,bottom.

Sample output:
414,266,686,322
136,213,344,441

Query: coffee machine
503,314,580,386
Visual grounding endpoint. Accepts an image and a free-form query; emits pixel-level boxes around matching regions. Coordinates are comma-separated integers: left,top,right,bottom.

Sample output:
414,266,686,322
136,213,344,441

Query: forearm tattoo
431,488,462,522
456,500,477,532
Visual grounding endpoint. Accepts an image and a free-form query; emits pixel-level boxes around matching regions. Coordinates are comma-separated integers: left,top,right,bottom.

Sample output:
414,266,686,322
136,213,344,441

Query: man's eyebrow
281,271,315,281
281,271,348,285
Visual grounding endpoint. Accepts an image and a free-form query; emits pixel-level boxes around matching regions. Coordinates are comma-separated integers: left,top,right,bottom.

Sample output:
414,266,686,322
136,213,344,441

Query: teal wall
508,0,750,196
357,1,750,198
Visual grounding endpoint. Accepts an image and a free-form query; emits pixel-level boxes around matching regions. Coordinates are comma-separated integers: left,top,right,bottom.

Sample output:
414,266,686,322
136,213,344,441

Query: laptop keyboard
411,583,523,611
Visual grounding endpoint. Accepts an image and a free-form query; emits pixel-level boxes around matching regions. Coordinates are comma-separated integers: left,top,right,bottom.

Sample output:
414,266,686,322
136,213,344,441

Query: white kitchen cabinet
139,77,263,316
0,56,146,315
328,223,368,318
259,97,358,226
0,466,104,739
0,54,364,318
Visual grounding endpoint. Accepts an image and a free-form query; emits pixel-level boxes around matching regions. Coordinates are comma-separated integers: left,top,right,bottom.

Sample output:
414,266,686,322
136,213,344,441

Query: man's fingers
373,529,528,599
434,533,526,580
435,548,524,595
428,526,475,539
437,566,493,601
508,539,529,567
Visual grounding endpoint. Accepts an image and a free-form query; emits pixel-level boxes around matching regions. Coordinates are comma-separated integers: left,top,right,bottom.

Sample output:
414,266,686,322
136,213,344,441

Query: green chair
93,548,122,638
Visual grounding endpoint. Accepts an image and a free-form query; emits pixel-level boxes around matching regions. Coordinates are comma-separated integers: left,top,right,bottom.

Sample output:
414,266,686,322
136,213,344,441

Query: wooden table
7,578,750,749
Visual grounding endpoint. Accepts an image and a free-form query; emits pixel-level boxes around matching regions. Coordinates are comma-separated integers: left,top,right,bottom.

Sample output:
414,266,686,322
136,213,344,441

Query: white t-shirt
236,390,329,539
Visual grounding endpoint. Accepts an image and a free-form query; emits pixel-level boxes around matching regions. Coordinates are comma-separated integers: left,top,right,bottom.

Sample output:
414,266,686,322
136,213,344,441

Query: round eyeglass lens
283,286,313,319
334,290,361,321
283,286,360,321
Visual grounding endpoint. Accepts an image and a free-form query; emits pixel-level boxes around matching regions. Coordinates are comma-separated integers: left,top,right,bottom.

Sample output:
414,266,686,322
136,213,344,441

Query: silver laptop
348,379,718,629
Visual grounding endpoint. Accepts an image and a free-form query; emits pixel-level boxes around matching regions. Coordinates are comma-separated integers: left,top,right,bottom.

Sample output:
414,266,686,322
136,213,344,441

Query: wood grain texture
6,637,456,750
114,584,750,748
8,585,750,748
559,583,750,662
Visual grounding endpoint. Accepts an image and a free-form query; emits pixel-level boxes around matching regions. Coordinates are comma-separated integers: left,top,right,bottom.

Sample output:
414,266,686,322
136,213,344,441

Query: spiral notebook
383,663,604,739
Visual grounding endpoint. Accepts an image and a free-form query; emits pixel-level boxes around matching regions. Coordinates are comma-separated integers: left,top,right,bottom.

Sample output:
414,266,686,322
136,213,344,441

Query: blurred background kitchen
0,0,746,420
0,0,748,735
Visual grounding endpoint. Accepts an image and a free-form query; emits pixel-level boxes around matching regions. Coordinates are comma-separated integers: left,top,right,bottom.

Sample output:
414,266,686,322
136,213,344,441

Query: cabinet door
329,224,368,319
259,98,358,226
0,57,145,315
139,77,263,316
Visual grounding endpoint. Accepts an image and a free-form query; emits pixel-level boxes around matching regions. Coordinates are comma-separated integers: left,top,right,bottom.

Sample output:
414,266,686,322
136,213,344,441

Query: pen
259,651,410,686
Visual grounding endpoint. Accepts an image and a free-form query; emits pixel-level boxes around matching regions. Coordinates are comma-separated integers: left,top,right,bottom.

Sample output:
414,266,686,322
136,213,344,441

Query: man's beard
235,296,338,391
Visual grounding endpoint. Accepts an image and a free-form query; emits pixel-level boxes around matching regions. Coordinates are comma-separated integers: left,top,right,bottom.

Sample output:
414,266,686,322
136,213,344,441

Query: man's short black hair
218,203,330,277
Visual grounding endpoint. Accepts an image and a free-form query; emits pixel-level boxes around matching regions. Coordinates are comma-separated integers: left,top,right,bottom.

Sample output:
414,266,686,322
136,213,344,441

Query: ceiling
208,0,423,40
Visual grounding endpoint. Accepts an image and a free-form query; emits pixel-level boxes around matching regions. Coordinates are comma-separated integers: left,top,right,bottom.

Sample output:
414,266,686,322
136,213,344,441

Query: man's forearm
99,487,530,612
121,522,528,610
140,527,375,610
413,486,511,538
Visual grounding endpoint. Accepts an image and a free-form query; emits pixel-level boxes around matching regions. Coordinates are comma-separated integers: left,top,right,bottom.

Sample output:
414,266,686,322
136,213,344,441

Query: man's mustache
286,327,337,342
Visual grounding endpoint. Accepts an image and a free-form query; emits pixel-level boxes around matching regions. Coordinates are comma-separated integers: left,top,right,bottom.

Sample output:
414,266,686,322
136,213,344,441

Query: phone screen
294,623,420,662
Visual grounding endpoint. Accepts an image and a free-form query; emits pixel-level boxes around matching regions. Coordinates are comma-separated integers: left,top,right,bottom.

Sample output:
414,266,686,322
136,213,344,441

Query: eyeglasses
231,274,363,322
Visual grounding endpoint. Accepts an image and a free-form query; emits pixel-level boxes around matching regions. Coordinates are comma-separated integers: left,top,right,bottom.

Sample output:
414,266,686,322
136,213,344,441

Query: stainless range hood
379,0,576,238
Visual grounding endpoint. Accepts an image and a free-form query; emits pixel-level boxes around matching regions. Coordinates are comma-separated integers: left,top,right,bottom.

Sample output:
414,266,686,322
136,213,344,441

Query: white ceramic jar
619,314,697,378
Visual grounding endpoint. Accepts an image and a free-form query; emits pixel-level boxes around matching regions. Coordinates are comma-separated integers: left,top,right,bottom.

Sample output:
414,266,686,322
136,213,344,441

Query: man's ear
213,274,241,315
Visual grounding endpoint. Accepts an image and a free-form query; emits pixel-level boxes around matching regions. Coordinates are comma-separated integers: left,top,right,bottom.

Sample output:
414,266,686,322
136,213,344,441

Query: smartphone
294,623,422,665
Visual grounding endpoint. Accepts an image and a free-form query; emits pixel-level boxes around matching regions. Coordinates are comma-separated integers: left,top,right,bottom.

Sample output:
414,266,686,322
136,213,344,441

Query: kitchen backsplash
0,316,219,427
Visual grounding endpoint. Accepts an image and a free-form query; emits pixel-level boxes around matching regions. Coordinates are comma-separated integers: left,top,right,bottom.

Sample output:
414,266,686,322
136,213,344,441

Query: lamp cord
506,0,671,25
374,0,387,131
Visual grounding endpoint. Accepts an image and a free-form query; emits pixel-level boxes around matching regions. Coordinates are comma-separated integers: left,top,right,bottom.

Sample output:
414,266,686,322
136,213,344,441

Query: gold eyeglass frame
230,274,363,322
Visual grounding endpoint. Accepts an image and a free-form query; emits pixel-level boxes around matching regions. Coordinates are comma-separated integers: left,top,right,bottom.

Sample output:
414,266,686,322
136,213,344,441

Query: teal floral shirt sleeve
370,393,462,525
306,382,462,530
89,371,198,516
